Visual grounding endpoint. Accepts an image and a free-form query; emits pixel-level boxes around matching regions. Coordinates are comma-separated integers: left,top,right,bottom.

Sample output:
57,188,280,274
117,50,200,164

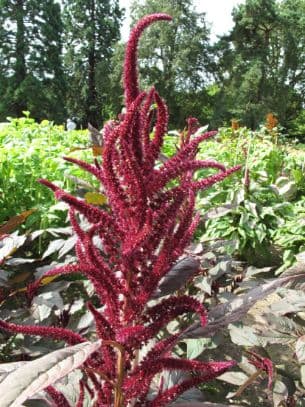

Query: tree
214,0,305,130
63,0,123,128
129,0,213,128
0,0,66,122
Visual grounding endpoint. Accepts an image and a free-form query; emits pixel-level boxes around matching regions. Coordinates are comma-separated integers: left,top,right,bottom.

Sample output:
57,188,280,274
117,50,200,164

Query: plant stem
104,340,125,407
235,369,263,398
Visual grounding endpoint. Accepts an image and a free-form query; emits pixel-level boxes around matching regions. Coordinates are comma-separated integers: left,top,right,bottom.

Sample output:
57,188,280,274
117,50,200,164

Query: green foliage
290,110,305,138
0,115,92,230
275,198,305,269
164,126,305,268
0,0,66,123
3,117,305,270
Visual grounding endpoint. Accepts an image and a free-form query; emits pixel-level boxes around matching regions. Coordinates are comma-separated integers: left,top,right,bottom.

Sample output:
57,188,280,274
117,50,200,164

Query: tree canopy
213,0,305,130
63,0,123,128
0,0,65,122
0,0,304,133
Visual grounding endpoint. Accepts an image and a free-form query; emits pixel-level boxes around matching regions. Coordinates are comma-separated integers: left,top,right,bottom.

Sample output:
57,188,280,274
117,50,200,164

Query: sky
119,0,245,42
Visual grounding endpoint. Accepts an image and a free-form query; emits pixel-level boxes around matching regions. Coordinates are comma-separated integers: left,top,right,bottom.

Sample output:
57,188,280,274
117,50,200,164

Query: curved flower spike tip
123,13,172,107
247,350,274,389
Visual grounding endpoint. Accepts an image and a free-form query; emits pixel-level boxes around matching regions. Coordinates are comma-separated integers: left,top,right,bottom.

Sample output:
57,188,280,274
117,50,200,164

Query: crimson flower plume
0,13,241,406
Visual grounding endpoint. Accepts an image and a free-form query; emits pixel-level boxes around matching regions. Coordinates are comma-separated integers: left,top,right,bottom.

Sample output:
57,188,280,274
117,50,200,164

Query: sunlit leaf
40,275,61,286
0,233,27,263
92,145,103,156
217,371,248,386
0,210,36,236
229,324,264,347
68,146,88,152
42,239,66,259
84,191,107,205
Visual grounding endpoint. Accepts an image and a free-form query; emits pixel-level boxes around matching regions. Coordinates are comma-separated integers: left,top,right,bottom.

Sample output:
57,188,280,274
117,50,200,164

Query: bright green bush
164,126,305,268
0,114,92,229
3,116,305,268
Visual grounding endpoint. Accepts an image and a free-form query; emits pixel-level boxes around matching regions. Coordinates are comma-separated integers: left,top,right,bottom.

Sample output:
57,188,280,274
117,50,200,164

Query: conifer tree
63,0,123,128
0,0,65,122
214,0,305,130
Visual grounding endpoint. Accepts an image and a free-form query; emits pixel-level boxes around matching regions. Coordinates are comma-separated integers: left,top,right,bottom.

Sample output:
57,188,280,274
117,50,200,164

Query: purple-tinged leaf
296,335,305,363
273,380,289,407
0,340,101,407
5,257,37,266
45,227,73,237
42,239,66,259
152,257,200,299
229,324,264,347
88,122,103,147
23,397,52,406
0,361,28,383
268,289,305,315
31,292,64,322
0,233,27,263
58,236,77,258
181,273,305,339
29,230,45,241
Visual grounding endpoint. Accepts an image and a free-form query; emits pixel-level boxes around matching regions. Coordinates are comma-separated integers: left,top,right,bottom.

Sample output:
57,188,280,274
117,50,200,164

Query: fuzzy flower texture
0,14,241,407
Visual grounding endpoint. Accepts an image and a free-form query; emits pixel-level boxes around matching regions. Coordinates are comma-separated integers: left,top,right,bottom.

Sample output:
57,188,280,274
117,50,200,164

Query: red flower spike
247,351,274,389
27,263,82,300
164,130,218,170
145,360,236,407
144,295,207,328
123,14,172,107
0,320,85,345
54,188,105,224
125,358,236,402
145,91,169,170
68,208,86,241
185,117,200,144
63,156,103,181
150,159,226,195
87,303,116,377
140,87,156,162
172,212,201,260
38,178,59,192
125,334,186,404
87,302,114,340
0,13,243,406
46,386,71,407
190,164,242,192
74,241,115,310
76,381,85,407
120,296,207,350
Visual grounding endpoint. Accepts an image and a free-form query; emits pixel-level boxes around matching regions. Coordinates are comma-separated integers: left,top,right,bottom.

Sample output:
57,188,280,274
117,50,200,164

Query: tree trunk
85,0,99,128
14,0,27,116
